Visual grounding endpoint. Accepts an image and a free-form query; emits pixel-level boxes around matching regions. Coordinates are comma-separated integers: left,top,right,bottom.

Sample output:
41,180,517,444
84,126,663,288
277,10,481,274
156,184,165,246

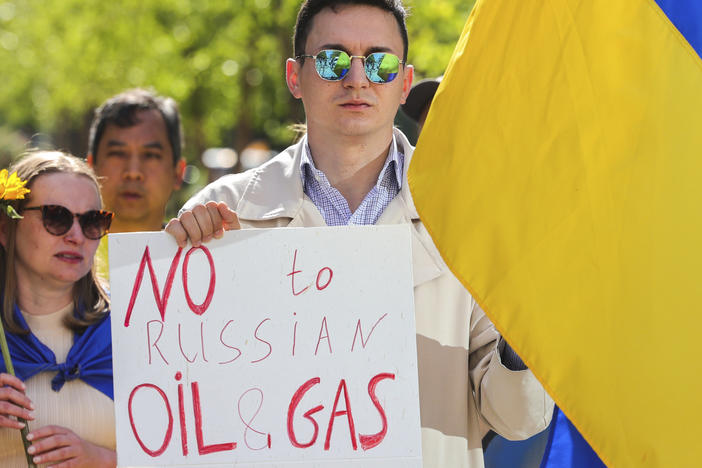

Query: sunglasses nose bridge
60,213,86,241
348,55,366,64
344,55,371,85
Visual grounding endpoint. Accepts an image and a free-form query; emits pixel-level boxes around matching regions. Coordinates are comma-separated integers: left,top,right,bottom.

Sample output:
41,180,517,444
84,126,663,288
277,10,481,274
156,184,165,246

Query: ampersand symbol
237,388,271,450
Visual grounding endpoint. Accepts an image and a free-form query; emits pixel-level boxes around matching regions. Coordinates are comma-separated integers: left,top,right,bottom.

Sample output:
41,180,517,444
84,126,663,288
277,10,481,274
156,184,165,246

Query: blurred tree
0,0,474,210
0,126,29,169
407,0,475,80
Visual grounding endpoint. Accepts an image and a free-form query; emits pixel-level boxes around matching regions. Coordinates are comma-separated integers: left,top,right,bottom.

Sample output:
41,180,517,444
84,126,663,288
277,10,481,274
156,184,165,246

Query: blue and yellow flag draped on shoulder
408,0,702,466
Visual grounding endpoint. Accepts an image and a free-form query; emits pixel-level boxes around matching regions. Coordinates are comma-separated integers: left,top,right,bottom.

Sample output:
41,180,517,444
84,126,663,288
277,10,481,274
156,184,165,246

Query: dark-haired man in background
88,88,185,280
166,1,553,466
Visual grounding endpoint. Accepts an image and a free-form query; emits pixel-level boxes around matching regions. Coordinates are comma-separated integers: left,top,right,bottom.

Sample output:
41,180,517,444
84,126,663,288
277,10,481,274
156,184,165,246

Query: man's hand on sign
165,201,241,248
0,373,34,429
26,425,117,468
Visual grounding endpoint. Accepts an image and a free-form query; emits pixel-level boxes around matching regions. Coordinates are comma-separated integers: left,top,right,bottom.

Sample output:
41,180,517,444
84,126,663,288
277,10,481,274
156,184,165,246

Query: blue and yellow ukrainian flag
409,1,702,466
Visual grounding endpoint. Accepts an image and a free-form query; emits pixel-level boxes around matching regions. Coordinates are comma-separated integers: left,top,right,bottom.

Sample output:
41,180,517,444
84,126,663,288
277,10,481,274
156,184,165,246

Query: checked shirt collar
300,134,404,226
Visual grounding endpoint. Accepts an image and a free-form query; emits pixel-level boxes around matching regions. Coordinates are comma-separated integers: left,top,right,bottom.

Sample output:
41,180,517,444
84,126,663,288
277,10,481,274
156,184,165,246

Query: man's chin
113,209,150,226
336,120,377,137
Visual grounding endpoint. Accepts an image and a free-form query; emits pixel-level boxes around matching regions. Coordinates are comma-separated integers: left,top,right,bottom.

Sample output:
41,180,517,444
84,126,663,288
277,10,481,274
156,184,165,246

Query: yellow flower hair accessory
0,169,30,219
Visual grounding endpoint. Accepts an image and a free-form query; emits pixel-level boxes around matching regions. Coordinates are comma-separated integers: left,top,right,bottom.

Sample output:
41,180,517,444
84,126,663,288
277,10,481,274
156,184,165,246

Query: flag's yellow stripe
409,0,702,466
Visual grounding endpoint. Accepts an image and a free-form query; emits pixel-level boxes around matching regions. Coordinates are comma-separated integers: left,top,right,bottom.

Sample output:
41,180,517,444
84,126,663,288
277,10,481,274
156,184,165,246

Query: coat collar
234,144,305,221
235,129,447,285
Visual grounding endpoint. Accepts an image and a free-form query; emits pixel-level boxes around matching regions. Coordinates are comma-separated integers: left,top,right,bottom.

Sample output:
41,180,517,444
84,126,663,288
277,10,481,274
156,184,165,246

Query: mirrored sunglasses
22,204,114,240
297,49,404,84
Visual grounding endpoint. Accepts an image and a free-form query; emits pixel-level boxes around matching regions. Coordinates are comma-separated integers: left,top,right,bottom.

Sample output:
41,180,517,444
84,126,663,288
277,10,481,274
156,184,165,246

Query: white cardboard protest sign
109,226,422,467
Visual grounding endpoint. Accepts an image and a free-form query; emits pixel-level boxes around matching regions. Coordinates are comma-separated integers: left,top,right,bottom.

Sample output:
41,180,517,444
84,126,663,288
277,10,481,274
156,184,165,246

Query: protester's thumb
218,202,241,231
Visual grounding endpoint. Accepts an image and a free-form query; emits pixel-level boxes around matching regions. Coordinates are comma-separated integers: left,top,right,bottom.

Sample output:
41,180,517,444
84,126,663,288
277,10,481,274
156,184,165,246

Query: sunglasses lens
365,52,400,83
42,205,74,236
315,50,350,81
79,211,112,240
310,50,401,83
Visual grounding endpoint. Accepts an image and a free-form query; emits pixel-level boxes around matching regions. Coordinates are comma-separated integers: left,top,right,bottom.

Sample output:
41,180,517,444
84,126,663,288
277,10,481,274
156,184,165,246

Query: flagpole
0,325,36,468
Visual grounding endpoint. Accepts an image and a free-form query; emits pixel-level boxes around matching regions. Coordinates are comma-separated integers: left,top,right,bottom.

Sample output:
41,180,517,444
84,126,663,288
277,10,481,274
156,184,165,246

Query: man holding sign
167,0,553,466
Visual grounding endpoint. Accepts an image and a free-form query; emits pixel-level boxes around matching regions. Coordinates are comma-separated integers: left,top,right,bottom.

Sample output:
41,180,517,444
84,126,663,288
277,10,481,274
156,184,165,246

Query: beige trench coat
183,129,554,467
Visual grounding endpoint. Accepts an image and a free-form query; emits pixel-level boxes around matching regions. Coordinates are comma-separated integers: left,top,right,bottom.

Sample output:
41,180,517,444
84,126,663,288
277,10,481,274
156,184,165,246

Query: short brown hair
294,0,409,61
1,151,110,334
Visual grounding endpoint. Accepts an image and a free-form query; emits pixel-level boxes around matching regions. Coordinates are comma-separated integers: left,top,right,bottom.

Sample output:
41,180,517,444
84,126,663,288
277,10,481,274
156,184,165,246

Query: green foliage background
0,0,474,207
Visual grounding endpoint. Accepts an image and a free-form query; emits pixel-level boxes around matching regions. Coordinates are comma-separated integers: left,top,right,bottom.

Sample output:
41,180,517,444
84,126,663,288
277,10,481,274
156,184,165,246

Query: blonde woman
0,151,115,467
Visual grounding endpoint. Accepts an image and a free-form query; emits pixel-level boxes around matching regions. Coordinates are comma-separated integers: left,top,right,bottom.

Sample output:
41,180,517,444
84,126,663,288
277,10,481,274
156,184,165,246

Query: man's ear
173,158,186,190
286,58,303,99
87,153,94,167
399,64,414,105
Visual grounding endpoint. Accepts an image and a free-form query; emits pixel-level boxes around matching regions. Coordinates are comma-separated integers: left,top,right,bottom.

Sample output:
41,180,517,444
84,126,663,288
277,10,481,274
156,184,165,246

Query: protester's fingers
28,424,64,442
0,373,27,393
0,415,28,429
176,209,204,247
27,425,112,468
30,442,75,466
217,202,241,231
165,218,188,249
0,380,33,412
27,425,72,450
0,396,34,422
191,203,220,245
209,202,240,239
0,387,33,410
0,374,34,423
204,201,225,240
166,203,235,246
27,427,77,465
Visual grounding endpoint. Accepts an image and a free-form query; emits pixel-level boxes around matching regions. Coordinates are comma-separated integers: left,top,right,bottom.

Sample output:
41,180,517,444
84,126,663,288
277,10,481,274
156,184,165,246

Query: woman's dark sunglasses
297,49,404,83
22,205,114,240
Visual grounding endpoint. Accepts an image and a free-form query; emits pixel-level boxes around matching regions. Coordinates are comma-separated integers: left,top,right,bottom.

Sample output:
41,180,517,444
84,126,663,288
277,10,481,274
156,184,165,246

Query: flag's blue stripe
655,0,702,58
540,407,607,468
